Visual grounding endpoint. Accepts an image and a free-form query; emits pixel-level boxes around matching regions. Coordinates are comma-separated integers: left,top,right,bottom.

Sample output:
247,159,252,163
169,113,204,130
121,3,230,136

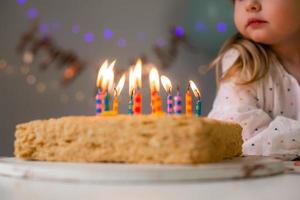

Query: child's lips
246,18,268,28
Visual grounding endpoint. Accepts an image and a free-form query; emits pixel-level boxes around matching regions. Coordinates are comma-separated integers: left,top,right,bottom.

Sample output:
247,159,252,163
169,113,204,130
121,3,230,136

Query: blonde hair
210,33,278,86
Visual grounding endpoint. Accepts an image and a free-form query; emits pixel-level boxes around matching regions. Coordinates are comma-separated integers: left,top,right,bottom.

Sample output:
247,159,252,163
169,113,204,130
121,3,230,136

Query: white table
0,158,299,200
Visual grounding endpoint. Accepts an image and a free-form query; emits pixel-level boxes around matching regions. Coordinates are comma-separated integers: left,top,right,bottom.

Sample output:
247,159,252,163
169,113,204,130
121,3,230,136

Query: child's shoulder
221,48,240,74
221,48,284,83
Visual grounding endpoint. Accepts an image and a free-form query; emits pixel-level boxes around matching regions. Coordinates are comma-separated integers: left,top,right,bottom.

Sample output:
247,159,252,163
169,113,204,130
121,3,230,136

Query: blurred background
0,0,235,156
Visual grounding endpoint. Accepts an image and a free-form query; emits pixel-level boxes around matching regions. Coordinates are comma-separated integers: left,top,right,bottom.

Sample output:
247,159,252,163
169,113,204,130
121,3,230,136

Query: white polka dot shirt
209,49,300,160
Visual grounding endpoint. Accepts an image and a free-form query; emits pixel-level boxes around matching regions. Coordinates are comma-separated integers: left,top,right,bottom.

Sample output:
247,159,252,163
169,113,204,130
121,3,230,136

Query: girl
209,0,300,159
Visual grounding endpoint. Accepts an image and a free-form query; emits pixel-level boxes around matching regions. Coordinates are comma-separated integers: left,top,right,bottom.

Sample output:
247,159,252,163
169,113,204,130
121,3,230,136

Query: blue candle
189,80,202,117
196,98,202,116
174,87,182,114
128,94,134,115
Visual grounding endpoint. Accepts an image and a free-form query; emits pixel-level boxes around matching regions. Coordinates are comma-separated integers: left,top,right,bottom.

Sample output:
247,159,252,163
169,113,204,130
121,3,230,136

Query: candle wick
187,84,190,92
114,88,117,97
176,85,180,95
196,91,201,100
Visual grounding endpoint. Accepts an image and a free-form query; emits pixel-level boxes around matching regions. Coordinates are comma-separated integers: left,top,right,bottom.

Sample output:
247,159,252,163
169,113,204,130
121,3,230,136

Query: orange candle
149,67,162,114
185,84,192,115
133,89,142,114
113,74,125,114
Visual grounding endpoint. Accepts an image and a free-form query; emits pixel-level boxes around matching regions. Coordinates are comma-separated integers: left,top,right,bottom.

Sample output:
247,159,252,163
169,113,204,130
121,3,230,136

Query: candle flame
161,75,172,93
129,67,135,95
133,59,142,89
189,80,201,98
149,67,160,92
115,73,126,96
101,60,115,91
96,60,108,88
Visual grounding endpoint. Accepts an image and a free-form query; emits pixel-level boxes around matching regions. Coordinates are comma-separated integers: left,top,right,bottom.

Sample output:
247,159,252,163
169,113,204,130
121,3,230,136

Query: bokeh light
39,23,50,33
26,7,38,19
174,26,185,37
103,28,113,40
117,38,127,48
84,32,94,43
216,22,228,33
72,25,80,34
17,0,26,6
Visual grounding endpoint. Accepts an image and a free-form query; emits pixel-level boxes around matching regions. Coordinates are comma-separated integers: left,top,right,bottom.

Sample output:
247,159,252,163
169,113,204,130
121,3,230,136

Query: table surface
0,159,299,200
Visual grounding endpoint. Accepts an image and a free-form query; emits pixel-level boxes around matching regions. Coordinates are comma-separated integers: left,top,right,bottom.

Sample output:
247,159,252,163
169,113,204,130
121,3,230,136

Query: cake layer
15,115,243,164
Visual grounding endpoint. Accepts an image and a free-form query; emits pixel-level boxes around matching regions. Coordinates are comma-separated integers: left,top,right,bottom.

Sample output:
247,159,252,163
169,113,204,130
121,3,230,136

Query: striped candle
174,89,182,114
151,90,162,114
96,89,103,115
185,89,192,115
151,90,156,113
133,89,142,114
128,92,134,115
103,91,110,111
154,92,162,113
160,75,173,114
167,94,173,114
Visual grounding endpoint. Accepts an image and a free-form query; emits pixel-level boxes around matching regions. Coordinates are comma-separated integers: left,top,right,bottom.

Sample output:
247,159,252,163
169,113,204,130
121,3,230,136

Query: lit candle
95,89,103,115
174,86,182,114
102,61,115,112
113,89,118,113
185,83,192,115
133,59,142,114
96,60,109,115
189,80,202,116
113,74,126,113
128,68,134,115
149,68,162,114
161,75,173,114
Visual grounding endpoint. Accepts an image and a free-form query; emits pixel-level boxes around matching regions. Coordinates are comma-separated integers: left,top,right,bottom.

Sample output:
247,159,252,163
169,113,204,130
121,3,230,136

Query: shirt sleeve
208,54,300,160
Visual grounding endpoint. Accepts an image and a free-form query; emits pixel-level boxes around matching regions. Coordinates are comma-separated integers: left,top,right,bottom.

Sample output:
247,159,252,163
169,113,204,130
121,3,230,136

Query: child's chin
248,34,274,45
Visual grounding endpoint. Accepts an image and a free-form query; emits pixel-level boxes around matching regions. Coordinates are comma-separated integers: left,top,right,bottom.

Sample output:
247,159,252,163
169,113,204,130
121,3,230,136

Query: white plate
0,156,284,183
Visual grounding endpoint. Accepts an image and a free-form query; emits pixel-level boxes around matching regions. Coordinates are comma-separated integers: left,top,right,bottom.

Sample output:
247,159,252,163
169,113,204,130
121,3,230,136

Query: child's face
234,0,300,45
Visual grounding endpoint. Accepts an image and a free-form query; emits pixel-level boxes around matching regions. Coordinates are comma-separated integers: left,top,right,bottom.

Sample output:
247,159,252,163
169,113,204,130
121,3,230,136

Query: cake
14,115,243,164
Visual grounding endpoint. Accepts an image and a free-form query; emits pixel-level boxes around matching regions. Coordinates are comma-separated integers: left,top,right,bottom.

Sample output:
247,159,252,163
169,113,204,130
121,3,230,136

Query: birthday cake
14,115,243,164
